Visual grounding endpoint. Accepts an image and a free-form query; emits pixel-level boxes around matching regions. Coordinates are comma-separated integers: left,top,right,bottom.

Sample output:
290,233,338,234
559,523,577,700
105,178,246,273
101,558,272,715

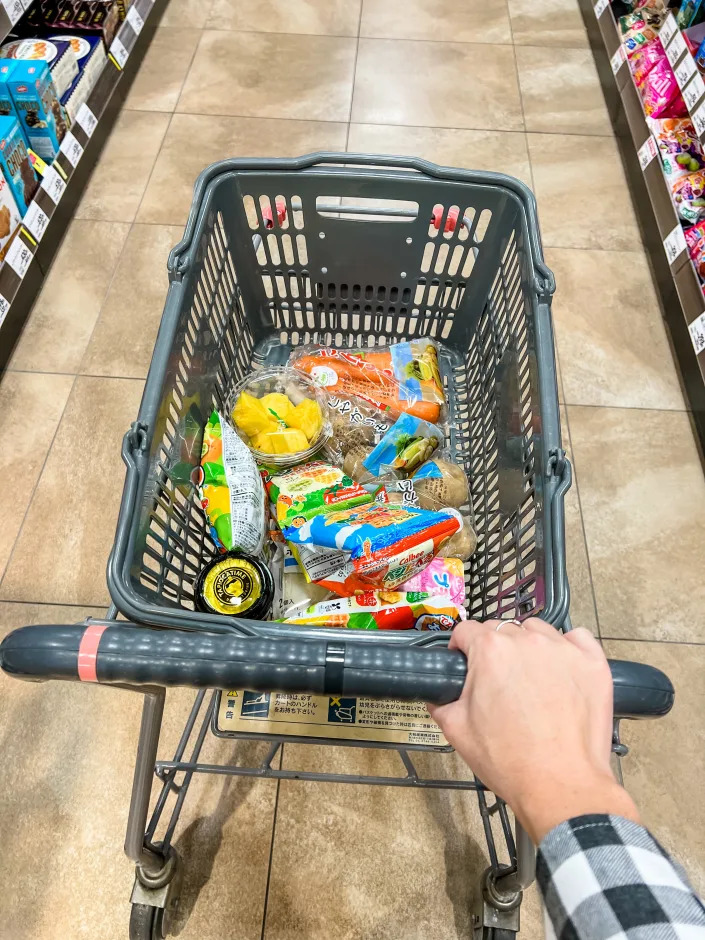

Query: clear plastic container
226,367,332,468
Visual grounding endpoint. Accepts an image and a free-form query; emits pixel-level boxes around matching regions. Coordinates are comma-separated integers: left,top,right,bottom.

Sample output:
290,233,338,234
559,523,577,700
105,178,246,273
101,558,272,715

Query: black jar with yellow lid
195,552,274,619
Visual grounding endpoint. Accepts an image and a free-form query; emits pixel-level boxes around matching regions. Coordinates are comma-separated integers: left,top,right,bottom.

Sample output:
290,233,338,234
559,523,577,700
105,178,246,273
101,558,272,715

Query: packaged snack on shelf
398,556,466,608
292,338,445,424
0,115,37,214
638,58,688,118
362,412,444,478
280,591,465,631
677,0,705,29
1,38,78,98
282,502,461,595
0,168,21,263
229,367,330,467
685,218,705,277
197,411,266,555
629,38,665,85
52,34,107,123
265,460,374,527
672,170,705,222
7,60,67,160
649,117,705,180
0,63,23,133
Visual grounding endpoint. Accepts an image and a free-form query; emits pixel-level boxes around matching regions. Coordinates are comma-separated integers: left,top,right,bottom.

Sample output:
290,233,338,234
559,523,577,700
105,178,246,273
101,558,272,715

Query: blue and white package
7,59,68,160
362,412,445,478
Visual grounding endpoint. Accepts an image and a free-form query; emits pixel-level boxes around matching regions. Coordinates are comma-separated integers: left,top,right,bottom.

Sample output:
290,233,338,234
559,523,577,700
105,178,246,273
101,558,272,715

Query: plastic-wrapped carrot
292,339,444,424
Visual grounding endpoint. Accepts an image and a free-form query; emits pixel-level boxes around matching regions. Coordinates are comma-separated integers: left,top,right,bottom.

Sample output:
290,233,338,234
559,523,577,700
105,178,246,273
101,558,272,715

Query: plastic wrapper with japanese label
437,513,478,562
325,393,394,465
672,170,705,223
629,38,665,86
271,542,333,618
361,412,444,478
686,219,705,280
264,460,374,527
638,58,688,118
649,117,705,181
197,411,266,554
398,556,466,607
291,339,446,424
280,591,465,630
283,502,461,595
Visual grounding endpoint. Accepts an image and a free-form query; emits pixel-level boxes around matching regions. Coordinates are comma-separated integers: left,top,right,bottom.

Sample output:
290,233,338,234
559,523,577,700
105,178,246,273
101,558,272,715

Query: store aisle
0,0,703,938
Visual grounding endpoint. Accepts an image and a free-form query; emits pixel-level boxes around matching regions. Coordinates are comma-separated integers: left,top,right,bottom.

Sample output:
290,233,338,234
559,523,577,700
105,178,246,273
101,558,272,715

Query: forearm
537,814,705,939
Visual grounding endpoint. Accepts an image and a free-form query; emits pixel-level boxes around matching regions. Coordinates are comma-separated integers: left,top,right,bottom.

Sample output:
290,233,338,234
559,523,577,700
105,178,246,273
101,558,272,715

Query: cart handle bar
0,622,674,719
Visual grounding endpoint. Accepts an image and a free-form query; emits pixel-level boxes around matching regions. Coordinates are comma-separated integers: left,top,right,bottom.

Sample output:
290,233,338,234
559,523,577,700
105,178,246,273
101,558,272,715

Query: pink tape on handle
77,623,109,682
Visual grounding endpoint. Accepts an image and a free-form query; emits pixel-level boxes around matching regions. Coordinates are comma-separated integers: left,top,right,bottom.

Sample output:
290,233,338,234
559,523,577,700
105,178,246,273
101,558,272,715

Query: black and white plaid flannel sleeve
536,814,705,939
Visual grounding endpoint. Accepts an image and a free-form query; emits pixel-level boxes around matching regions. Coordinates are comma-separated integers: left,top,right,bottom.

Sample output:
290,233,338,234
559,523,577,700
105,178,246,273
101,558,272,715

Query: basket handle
0,621,674,719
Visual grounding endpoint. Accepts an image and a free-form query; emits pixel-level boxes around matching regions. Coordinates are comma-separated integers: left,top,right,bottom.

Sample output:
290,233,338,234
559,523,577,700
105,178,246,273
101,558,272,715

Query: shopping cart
0,154,675,940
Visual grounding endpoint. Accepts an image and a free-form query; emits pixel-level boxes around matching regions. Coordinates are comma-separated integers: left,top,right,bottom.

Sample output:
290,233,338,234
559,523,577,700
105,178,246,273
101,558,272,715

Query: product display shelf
582,0,705,452
0,1,32,48
0,0,164,370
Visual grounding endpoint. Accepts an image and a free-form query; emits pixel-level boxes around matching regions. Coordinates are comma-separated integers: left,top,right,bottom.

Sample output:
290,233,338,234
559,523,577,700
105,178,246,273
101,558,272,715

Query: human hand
428,618,640,844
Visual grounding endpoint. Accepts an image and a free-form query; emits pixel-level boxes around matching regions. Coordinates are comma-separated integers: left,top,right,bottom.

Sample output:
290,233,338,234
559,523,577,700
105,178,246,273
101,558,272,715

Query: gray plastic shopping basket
108,152,571,638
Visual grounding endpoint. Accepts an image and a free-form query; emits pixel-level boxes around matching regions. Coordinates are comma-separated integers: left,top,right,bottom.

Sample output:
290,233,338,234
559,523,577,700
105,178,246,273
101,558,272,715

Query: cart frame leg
125,689,166,872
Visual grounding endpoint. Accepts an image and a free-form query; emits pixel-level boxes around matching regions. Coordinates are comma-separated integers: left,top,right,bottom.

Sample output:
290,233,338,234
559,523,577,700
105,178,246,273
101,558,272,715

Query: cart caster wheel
129,903,166,940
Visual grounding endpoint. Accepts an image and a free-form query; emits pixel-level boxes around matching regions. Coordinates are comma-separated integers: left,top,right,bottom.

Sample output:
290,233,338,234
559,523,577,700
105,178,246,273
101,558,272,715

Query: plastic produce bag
292,339,446,424
197,411,266,554
649,117,705,182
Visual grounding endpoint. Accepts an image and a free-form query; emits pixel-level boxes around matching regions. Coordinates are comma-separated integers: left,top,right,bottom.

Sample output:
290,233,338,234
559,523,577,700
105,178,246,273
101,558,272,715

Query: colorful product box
0,115,39,214
52,32,106,122
0,62,22,126
0,38,79,98
7,60,68,161
0,169,22,264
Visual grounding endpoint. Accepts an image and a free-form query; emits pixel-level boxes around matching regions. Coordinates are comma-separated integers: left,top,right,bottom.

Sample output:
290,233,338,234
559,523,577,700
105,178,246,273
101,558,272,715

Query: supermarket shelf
581,0,705,453
0,1,32,47
0,0,165,370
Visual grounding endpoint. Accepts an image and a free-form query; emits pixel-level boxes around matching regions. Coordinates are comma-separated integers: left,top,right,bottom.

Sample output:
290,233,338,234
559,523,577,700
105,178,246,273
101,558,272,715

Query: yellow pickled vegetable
260,392,295,425
287,398,322,442
254,428,310,454
232,391,278,439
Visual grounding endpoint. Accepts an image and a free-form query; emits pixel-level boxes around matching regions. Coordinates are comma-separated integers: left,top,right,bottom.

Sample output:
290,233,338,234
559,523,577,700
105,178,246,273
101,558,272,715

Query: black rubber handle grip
0,622,674,718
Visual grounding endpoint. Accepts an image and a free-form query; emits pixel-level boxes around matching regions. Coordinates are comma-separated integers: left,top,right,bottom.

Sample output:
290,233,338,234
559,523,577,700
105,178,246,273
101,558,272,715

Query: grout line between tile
504,0,533,191
0,597,108,611
561,404,602,637
5,367,147,382
601,636,705,647
344,0,364,151
259,745,284,940
193,25,518,47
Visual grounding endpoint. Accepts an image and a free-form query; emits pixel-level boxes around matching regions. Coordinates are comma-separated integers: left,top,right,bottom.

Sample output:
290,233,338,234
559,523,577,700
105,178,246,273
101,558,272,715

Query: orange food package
291,339,445,424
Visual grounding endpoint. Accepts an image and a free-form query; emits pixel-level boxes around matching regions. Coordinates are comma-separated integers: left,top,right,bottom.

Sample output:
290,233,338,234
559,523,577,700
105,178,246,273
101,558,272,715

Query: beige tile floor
0,0,704,937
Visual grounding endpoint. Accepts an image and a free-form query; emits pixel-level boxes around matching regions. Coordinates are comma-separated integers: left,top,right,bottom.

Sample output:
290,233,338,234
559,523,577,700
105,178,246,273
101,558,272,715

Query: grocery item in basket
650,117,705,180
282,502,461,595
629,38,666,85
638,58,687,118
265,460,374,528
327,394,393,456
398,556,466,608
362,413,444,478
437,515,478,562
272,542,332,618
672,170,705,222
685,219,705,277
197,411,266,555
411,457,470,511
292,339,445,424
229,368,330,467
280,591,464,631
342,444,376,484
195,552,274,618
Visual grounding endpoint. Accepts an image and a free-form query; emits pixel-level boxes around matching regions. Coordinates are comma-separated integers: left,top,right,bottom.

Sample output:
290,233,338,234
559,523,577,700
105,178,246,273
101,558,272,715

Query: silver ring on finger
495,618,524,632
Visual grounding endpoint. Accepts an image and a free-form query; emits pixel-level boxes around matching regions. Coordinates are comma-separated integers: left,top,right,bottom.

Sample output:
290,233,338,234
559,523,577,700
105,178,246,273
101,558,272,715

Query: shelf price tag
660,13,678,47
689,311,705,355
638,135,658,170
683,71,705,111
40,164,66,205
663,224,687,265
60,131,83,168
666,29,687,65
109,36,129,69
76,103,98,138
5,236,32,279
0,291,10,327
23,202,49,242
594,0,609,16
693,98,705,135
610,45,626,74
126,5,144,33
675,52,697,89
1,0,24,24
